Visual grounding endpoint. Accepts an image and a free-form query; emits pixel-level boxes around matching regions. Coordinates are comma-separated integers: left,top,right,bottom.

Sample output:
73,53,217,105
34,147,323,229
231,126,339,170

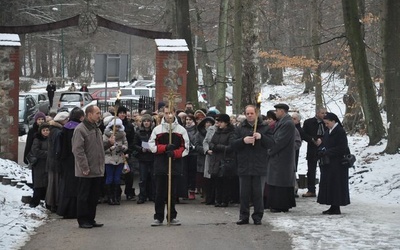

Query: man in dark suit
302,107,327,197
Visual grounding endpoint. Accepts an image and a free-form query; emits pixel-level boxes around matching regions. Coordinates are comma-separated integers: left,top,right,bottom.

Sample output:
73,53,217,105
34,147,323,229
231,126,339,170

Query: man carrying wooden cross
148,104,189,226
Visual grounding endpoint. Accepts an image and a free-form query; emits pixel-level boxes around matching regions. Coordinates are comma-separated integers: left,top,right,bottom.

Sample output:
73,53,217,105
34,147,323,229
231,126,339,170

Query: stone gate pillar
0,34,20,162
155,39,188,111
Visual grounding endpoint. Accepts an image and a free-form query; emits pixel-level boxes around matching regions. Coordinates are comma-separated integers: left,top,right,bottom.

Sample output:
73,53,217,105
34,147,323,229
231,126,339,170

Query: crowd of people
23,99,351,228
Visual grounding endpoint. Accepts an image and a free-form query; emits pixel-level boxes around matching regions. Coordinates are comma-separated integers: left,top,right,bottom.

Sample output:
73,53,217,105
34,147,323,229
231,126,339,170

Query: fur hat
103,115,114,127
141,114,152,122
54,111,70,122
34,112,46,122
216,113,230,124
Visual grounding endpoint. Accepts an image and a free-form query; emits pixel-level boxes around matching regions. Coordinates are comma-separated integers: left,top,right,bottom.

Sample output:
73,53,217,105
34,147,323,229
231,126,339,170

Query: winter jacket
103,128,128,165
72,119,110,178
266,114,296,187
133,125,154,162
31,134,48,188
148,117,189,175
208,124,236,175
232,119,269,176
194,119,209,173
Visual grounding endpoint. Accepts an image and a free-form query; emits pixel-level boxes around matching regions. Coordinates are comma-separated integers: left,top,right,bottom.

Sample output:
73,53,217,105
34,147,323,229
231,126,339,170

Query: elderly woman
317,112,350,215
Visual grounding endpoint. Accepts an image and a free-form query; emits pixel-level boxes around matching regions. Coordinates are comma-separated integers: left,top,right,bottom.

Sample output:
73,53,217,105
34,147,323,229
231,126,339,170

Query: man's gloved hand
166,150,174,158
166,144,176,151
208,143,215,150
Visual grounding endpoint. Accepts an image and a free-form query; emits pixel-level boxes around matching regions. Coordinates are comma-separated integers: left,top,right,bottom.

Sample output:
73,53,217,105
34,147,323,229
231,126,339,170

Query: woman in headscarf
317,112,350,215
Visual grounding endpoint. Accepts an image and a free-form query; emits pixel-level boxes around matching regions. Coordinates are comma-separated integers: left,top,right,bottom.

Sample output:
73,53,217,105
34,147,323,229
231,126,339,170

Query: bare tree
342,0,384,145
382,0,400,153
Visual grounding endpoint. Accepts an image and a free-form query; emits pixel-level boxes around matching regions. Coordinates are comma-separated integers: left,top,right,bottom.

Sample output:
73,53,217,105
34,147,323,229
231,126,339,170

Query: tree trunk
342,76,364,134
28,35,33,77
312,0,323,108
192,0,216,109
302,67,313,93
342,0,385,145
233,0,243,114
241,0,260,109
382,0,400,153
215,0,230,113
176,0,197,107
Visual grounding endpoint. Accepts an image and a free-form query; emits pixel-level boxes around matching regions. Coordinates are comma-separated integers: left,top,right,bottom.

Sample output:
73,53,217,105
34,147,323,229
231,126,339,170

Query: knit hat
216,113,230,124
117,106,128,114
194,109,206,120
34,112,46,122
54,111,70,122
106,118,125,131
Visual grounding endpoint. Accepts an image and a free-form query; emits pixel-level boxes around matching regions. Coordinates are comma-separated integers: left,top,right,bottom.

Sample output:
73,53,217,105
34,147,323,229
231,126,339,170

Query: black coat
24,123,40,164
133,126,154,162
46,121,63,172
317,124,350,206
208,124,236,175
232,119,269,176
123,118,136,157
302,117,327,159
31,135,48,188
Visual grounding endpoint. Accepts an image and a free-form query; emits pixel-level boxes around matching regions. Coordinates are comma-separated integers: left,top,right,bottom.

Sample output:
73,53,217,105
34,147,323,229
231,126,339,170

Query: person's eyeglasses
143,120,151,122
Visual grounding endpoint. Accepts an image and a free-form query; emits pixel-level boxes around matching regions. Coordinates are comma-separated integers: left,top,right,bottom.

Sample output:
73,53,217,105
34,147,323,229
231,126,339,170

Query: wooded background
1,0,399,153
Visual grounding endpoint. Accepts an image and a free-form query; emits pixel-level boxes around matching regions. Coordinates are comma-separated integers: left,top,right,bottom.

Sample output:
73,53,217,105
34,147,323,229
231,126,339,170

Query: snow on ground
1,70,399,249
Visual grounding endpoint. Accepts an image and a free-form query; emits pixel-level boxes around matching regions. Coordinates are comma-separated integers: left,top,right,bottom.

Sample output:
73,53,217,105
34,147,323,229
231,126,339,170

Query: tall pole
60,1,65,81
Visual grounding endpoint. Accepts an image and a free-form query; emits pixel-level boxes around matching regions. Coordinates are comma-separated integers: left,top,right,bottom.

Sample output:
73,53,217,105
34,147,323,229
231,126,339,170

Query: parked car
126,80,155,88
58,91,96,112
118,87,155,98
28,92,50,114
19,94,38,135
91,88,119,100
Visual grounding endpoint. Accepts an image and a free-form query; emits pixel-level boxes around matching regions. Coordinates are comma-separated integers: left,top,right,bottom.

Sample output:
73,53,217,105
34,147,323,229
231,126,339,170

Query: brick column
0,46,20,162
154,39,189,111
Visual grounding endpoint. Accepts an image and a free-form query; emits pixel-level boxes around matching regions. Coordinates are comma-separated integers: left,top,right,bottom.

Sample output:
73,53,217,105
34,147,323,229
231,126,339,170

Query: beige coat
72,119,111,178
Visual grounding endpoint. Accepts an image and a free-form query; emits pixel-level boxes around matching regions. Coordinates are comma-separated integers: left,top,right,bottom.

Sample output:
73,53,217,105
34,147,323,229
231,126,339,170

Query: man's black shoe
254,220,262,225
137,199,145,204
92,222,104,227
79,223,93,229
236,219,249,225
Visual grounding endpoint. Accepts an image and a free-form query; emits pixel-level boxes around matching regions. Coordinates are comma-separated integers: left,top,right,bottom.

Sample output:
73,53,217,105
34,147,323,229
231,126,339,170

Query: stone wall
0,46,19,162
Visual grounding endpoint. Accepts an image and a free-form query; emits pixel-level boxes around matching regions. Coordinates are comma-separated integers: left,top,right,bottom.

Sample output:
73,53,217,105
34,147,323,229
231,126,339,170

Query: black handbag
217,148,236,177
341,154,356,168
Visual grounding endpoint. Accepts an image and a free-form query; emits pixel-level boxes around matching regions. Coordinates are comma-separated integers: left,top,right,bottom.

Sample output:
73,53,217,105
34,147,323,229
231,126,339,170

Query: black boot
106,184,115,205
